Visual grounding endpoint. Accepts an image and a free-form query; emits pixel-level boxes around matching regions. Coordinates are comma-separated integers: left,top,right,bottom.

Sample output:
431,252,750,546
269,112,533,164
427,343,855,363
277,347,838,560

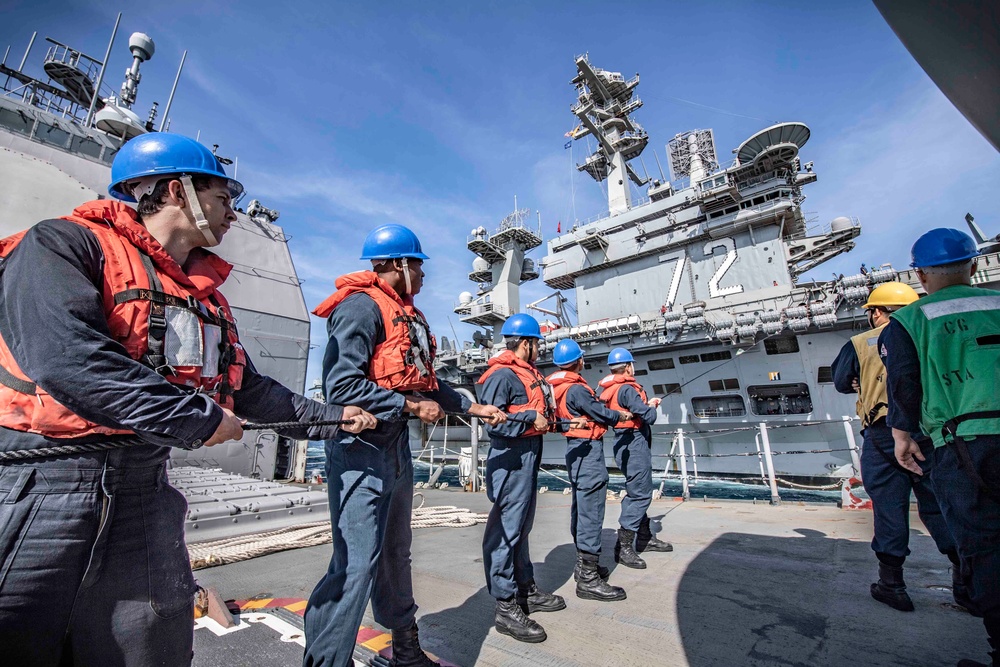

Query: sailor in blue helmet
476,313,565,643
305,223,504,667
546,338,630,602
879,228,998,667
0,133,377,666
598,347,672,569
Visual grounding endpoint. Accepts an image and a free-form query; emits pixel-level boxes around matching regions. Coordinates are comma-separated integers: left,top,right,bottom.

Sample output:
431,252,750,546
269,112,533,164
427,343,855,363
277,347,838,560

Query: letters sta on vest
313,271,438,393
478,350,554,437
851,324,889,427
891,284,1000,446
598,375,647,429
0,201,245,439
546,370,607,440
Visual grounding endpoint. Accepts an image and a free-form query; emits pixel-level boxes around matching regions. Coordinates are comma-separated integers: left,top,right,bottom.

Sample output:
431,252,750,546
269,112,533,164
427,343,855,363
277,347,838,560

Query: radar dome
830,216,853,232
459,291,474,304
472,257,489,272
128,33,155,61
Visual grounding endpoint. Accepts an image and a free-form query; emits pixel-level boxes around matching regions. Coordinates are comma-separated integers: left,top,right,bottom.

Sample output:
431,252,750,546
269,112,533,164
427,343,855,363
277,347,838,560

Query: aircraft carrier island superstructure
437,55,1000,484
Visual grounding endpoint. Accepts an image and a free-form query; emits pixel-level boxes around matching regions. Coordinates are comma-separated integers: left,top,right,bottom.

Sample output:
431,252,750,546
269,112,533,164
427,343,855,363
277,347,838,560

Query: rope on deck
188,495,487,570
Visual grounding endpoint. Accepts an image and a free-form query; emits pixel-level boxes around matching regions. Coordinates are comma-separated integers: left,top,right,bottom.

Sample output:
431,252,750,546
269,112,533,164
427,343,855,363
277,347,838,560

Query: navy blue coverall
609,384,658,532
831,340,956,561
0,219,347,667
303,292,470,667
880,319,1000,651
477,367,544,601
562,385,621,555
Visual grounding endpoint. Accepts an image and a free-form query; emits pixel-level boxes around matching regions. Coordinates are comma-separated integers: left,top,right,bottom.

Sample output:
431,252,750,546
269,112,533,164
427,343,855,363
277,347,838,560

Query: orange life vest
0,200,245,439
313,271,438,393
478,350,554,437
598,374,648,429
547,370,608,440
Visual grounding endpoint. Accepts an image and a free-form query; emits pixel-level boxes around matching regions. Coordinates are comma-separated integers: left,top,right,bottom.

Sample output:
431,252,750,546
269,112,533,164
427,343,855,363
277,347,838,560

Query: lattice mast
568,55,649,215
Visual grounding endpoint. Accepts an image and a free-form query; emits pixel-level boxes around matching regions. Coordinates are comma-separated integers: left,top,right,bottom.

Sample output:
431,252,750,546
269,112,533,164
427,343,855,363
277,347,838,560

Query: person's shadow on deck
675,528,980,667
416,541,579,666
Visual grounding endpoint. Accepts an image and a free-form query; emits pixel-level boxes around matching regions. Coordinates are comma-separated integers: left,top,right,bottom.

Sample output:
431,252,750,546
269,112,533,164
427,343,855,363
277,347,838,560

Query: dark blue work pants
612,429,653,532
0,456,196,666
565,437,609,554
482,435,541,600
860,422,956,558
303,436,417,667
930,435,1000,646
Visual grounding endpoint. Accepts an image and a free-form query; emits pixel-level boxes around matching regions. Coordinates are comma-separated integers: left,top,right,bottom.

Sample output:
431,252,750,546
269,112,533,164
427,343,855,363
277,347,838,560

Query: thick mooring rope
188,494,488,570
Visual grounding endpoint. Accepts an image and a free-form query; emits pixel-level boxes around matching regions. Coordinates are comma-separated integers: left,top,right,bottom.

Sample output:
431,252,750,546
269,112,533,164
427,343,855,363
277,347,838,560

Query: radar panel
667,129,718,181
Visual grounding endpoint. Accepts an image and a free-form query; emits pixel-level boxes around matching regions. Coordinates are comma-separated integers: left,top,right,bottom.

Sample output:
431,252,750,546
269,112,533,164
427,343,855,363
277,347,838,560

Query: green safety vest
851,324,888,427
891,284,1000,447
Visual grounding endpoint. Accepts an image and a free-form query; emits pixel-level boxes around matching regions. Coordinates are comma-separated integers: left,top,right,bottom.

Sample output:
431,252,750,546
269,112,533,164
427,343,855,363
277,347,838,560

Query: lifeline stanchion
676,428,690,500
758,422,781,505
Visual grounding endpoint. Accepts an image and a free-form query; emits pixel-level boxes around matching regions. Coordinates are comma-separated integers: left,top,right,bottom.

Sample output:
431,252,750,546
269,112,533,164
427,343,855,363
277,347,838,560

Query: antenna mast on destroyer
453,203,543,343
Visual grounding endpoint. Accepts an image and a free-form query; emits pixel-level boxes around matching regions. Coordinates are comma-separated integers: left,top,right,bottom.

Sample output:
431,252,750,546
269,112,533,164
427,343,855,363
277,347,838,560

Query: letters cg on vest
0,201,245,439
313,271,438,393
478,350,554,437
547,370,607,440
891,284,1000,446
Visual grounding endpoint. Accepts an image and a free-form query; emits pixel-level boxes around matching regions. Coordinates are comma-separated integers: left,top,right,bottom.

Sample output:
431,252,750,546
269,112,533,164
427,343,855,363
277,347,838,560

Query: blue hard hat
501,313,543,339
552,339,583,366
360,224,429,260
109,133,244,202
910,228,979,268
607,347,634,365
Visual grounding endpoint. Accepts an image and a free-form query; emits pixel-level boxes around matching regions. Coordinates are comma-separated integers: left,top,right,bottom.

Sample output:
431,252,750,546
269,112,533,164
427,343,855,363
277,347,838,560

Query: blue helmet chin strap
128,174,219,247
401,257,412,296
180,175,218,247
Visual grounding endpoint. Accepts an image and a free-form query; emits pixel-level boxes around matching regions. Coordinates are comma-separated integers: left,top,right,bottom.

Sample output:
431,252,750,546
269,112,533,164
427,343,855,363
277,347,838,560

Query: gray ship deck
192,489,985,666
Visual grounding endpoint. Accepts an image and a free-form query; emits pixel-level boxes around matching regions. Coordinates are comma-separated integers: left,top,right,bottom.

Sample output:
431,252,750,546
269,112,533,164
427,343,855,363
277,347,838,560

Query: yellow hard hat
863,282,919,309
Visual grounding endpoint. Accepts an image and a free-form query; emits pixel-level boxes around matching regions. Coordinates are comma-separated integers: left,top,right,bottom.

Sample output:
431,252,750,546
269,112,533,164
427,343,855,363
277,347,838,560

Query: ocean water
306,443,841,504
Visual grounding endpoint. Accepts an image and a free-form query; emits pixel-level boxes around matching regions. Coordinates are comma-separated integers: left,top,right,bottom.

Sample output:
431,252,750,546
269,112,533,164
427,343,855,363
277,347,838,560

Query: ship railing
653,416,862,506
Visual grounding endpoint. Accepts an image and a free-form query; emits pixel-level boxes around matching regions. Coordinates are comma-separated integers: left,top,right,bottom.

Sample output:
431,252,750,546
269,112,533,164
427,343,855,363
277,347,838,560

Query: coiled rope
188,492,488,570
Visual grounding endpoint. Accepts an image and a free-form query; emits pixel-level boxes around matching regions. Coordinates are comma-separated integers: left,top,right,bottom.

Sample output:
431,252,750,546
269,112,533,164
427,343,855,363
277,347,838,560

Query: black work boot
870,561,914,612
575,551,626,602
495,597,547,643
516,580,566,613
636,515,674,553
614,528,646,569
389,621,440,667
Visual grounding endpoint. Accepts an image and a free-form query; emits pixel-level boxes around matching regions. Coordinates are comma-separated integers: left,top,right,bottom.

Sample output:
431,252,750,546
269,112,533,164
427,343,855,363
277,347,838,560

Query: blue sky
4,0,998,387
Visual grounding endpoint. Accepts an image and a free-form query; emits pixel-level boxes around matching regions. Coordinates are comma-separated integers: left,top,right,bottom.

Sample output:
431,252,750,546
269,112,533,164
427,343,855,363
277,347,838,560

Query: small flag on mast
557,221,561,233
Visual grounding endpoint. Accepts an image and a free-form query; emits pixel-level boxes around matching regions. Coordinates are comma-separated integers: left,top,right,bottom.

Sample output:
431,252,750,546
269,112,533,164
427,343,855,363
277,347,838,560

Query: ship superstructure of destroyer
0,22,327,536
439,55,1000,484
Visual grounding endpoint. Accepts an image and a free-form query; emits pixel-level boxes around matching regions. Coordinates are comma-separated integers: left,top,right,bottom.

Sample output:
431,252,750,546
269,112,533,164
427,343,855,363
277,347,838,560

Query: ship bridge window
708,378,740,391
654,383,681,396
648,357,675,370
634,369,648,376
747,383,813,415
70,135,103,160
36,122,71,149
0,107,33,136
692,395,746,418
679,354,700,364
817,366,834,384
764,337,800,355
700,351,732,362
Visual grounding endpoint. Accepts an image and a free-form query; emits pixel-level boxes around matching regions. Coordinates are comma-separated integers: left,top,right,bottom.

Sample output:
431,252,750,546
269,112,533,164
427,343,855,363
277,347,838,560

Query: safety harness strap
0,363,36,395
942,411,1000,502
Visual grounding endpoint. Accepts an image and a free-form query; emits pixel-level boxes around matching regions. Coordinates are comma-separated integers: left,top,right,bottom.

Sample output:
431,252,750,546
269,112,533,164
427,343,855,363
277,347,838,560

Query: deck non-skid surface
193,490,986,666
